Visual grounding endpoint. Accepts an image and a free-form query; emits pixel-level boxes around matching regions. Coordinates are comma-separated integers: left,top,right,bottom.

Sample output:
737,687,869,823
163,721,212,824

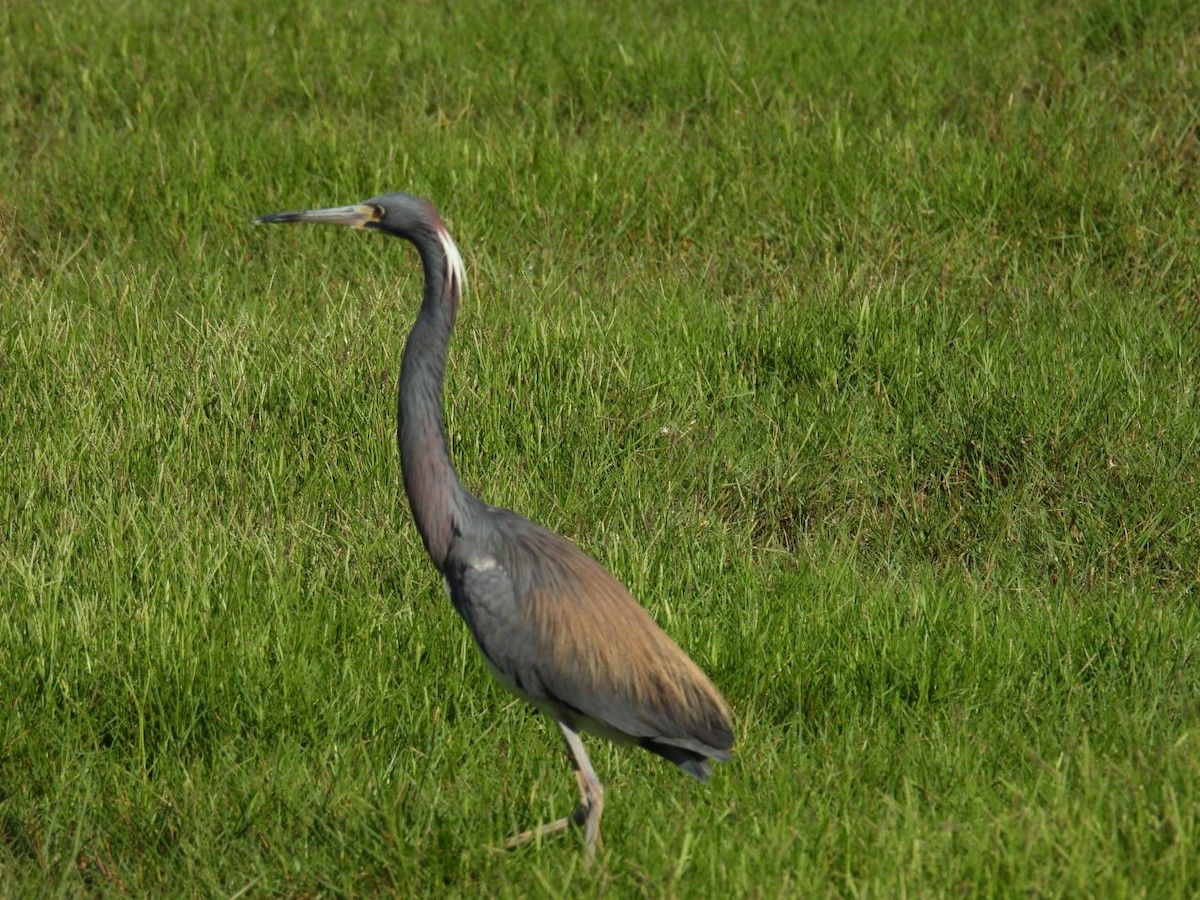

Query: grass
2,0,1199,894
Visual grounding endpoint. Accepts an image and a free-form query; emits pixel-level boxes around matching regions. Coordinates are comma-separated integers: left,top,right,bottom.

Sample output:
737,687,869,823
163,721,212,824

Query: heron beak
253,203,381,229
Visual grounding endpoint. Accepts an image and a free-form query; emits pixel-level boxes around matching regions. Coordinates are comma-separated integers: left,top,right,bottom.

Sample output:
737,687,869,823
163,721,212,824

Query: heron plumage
446,512,732,774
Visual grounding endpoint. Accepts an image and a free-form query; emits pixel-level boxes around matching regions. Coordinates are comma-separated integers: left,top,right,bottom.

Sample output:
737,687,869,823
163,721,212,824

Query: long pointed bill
253,203,380,229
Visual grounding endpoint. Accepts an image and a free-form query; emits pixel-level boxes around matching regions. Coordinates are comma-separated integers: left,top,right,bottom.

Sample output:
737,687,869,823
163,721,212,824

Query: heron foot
499,803,603,864
496,722,606,865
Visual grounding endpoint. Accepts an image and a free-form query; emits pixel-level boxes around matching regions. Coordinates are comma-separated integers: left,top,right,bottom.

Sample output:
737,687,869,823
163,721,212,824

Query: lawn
2,0,1199,895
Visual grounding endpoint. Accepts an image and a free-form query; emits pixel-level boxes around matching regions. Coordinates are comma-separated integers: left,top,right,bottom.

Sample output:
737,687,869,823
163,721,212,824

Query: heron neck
397,249,470,570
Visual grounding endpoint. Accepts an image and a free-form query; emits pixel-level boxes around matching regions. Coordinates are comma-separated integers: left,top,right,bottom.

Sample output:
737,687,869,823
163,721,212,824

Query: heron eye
370,205,385,220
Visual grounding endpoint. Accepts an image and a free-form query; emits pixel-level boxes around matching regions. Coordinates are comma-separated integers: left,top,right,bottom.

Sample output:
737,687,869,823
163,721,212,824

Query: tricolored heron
254,193,733,862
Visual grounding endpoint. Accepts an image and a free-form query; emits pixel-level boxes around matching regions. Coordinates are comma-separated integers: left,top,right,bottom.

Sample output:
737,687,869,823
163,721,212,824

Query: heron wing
447,522,733,764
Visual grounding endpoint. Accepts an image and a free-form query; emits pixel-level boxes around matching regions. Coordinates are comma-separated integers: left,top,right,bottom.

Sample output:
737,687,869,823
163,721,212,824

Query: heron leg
501,721,605,864
559,721,604,862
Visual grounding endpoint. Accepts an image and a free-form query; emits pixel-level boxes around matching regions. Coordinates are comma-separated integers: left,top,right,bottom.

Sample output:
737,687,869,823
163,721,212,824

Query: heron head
255,191,466,308
254,192,445,241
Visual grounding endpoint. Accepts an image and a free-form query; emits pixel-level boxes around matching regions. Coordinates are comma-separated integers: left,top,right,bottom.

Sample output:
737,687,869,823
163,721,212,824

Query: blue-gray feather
445,510,733,776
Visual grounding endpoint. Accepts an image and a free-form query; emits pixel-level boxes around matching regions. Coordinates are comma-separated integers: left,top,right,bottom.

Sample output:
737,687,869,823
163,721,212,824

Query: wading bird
254,193,733,862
